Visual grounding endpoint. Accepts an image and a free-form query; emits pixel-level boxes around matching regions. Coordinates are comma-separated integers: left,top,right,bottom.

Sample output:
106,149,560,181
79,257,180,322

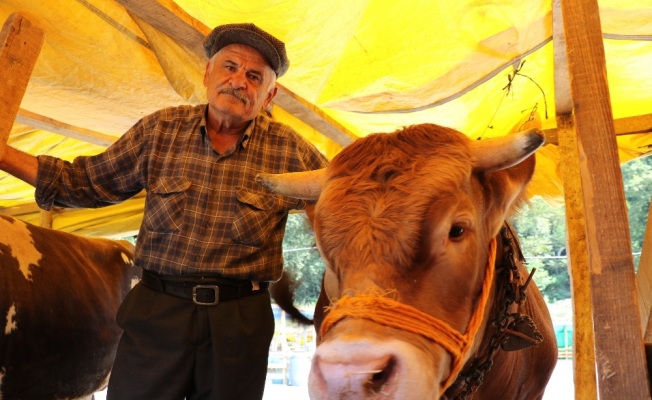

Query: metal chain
445,223,525,399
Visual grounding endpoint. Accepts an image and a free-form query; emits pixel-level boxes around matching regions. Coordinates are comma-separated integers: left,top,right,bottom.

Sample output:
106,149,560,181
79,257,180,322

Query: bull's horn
471,128,545,171
255,169,326,200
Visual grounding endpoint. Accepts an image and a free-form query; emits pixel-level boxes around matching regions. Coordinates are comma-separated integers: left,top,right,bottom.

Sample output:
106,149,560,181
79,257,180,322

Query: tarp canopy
1,0,651,237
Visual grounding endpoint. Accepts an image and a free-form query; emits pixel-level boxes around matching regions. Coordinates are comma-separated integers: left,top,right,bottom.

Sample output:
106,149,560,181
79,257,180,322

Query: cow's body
0,214,139,399
259,124,557,399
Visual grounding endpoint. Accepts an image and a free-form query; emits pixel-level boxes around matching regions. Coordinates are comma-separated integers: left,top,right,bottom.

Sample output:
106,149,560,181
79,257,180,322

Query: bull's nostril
365,356,396,394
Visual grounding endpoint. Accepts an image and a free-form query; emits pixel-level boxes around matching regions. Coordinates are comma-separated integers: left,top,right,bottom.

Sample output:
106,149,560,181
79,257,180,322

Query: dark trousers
107,282,275,400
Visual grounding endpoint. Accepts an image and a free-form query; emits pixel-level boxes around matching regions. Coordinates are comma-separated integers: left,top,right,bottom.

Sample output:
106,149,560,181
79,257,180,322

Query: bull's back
0,214,138,399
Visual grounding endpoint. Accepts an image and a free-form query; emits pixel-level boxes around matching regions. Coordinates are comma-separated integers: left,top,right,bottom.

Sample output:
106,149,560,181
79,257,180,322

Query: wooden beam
544,113,652,145
114,0,358,147
0,13,44,158
115,0,208,56
613,113,652,136
0,191,148,219
553,4,597,398
15,109,118,147
273,85,355,146
557,116,598,400
552,0,572,116
39,208,52,229
560,0,650,398
0,202,42,217
637,196,652,341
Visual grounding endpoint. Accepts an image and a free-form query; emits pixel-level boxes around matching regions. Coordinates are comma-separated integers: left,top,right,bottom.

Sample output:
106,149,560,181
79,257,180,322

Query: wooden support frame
557,116,598,400
2,3,652,397
559,0,651,397
0,14,47,227
0,13,44,158
15,108,118,147
552,1,598,398
544,113,652,146
637,198,652,341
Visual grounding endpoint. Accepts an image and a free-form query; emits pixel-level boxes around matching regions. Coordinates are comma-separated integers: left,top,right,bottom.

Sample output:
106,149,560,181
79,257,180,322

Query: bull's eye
449,225,464,238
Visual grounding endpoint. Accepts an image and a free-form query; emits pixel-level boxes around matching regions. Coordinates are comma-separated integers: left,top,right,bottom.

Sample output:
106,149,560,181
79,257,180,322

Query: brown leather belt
140,270,269,306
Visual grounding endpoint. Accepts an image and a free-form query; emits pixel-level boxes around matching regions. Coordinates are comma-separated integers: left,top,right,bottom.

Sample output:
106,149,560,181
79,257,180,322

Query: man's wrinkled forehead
214,44,276,82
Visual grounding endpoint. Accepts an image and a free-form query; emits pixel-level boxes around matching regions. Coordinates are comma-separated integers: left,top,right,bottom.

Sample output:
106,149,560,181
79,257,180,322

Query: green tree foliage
282,213,325,306
622,156,652,268
509,155,652,302
509,198,569,301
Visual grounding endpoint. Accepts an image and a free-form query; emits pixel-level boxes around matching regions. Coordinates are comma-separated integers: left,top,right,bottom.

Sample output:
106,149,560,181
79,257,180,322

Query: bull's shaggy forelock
315,124,474,275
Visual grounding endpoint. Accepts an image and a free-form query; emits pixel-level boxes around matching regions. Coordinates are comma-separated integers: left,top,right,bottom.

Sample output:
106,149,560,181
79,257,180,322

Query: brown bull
257,123,557,400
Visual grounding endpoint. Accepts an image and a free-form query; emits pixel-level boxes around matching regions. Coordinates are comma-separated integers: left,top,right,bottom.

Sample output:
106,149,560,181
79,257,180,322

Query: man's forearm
0,146,39,187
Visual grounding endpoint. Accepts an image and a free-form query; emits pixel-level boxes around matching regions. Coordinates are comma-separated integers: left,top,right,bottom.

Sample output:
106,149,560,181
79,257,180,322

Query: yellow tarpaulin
1,0,651,237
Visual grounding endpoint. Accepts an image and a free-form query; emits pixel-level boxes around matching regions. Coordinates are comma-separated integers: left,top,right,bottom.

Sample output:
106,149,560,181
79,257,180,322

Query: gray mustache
219,88,250,104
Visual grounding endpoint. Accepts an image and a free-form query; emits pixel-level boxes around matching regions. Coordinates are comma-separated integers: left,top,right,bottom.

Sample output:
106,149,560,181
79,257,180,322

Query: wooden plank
560,0,651,398
273,85,355,146
557,115,598,400
115,0,208,56
0,202,42,217
637,197,652,340
552,5,597,397
0,191,147,219
552,0,572,116
16,109,118,147
114,0,358,147
39,209,52,229
544,113,652,145
613,113,652,136
0,13,44,159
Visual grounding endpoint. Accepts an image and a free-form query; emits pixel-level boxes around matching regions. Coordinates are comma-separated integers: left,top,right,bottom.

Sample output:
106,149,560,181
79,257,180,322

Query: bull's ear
304,203,317,226
480,152,537,236
471,119,544,235
471,128,545,172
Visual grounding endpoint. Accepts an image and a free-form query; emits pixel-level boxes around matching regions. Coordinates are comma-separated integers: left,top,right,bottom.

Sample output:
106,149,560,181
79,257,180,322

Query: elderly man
0,23,327,400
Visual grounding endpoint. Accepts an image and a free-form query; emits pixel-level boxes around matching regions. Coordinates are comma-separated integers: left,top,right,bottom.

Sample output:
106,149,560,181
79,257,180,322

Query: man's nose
229,70,247,88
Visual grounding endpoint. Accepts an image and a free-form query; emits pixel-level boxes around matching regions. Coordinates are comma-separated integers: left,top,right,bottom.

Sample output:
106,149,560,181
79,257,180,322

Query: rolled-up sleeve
34,155,64,210
34,119,147,210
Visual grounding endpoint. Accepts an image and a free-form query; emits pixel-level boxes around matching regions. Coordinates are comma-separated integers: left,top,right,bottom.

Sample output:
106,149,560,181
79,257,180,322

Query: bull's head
257,125,544,399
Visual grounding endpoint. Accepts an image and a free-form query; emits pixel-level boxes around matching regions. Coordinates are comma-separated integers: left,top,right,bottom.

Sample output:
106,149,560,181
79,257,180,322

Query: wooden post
560,0,651,397
39,209,53,229
636,197,652,339
552,1,598,397
557,115,598,399
0,13,44,157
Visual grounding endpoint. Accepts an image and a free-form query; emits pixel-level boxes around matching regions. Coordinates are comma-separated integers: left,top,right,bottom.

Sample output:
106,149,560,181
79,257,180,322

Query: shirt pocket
145,178,192,233
232,188,295,247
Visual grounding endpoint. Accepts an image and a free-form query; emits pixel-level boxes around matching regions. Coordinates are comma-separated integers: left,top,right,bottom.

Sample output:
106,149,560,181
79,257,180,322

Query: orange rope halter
319,237,497,392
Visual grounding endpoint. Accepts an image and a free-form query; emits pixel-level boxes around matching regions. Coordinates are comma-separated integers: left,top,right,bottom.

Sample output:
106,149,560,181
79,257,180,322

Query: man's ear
264,85,278,109
203,61,211,87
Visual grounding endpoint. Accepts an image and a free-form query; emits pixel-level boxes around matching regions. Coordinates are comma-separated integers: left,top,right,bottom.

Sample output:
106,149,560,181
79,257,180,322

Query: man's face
203,43,277,124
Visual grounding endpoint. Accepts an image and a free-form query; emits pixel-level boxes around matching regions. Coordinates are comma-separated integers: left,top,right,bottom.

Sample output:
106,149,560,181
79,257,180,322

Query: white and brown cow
258,124,558,400
0,214,140,399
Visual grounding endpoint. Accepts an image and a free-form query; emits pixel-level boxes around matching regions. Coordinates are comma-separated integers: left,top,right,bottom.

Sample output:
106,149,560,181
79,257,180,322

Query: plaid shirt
35,105,328,281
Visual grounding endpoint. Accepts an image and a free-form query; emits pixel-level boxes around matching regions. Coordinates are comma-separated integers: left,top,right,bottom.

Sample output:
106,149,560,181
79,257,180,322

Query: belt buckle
193,285,219,306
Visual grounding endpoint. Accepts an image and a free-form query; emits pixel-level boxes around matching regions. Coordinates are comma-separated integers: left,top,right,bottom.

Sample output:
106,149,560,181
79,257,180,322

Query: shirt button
194,256,200,261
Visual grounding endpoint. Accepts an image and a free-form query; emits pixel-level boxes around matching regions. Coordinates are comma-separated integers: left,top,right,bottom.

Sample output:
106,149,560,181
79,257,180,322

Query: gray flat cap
203,23,289,77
